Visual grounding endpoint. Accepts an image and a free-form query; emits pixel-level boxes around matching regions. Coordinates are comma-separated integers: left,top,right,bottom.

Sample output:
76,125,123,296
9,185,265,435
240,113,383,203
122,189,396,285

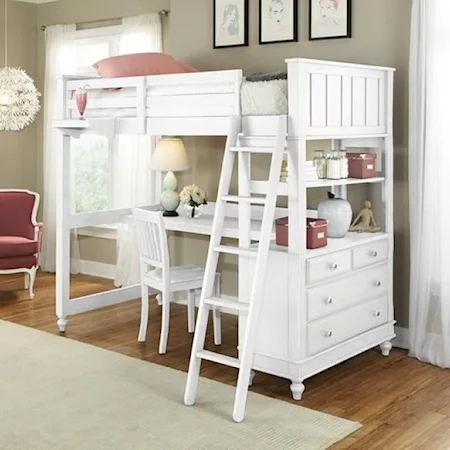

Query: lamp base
163,210,179,217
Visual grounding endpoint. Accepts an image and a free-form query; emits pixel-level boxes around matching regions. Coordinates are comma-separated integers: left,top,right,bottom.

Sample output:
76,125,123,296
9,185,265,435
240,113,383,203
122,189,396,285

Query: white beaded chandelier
0,0,40,131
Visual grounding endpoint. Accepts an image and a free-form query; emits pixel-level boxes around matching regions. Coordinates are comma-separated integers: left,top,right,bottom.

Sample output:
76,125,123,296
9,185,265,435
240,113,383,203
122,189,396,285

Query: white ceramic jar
317,192,352,238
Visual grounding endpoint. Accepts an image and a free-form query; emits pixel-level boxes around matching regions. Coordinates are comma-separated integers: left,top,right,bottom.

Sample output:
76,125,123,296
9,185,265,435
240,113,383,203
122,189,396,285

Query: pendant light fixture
0,0,40,131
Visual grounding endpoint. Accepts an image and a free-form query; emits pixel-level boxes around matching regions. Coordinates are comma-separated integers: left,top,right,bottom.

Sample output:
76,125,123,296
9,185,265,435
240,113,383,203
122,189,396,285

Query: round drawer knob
375,280,382,287
325,297,333,305
325,330,333,338
374,310,381,317
372,251,378,257
331,262,338,270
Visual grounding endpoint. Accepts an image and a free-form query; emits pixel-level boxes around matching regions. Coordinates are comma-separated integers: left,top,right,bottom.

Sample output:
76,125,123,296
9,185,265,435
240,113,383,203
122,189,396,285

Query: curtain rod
40,9,170,31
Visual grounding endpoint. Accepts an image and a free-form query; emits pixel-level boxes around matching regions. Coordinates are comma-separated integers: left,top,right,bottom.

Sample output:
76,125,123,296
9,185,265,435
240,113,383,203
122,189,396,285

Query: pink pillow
93,53,198,78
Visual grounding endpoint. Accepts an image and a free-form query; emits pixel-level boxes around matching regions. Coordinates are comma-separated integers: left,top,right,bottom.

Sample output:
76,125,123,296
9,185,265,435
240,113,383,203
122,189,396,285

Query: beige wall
0,1,38,191
30,0,411,325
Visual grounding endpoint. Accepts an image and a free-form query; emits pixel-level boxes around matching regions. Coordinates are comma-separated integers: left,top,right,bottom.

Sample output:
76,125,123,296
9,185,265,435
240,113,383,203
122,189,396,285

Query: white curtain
41,24,80,273
409,0,450,368
114,13,162,287
119,13,162,54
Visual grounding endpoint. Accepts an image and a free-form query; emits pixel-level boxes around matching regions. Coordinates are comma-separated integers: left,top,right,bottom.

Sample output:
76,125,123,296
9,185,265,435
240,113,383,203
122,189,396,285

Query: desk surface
138,202,282,240
164,213,274,240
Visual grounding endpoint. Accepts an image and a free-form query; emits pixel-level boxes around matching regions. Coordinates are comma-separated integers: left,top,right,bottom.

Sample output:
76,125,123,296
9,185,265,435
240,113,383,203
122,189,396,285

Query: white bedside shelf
250,177,385,195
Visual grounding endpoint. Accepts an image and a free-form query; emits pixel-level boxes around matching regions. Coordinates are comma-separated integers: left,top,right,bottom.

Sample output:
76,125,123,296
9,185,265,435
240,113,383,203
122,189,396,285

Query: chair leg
138,283,150,342
213,273,222,346
28,268,37,300
187,289,196,333
24,273,29,289
159,291,171,354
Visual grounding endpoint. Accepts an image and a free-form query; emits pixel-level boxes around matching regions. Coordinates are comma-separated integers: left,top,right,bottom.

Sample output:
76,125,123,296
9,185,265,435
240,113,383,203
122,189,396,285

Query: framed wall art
309,0,351,41
259,0,298,44
214,0,249,48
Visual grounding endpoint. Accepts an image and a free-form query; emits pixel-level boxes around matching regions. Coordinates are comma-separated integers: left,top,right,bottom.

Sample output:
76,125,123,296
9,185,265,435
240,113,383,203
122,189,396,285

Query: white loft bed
54,57,394,332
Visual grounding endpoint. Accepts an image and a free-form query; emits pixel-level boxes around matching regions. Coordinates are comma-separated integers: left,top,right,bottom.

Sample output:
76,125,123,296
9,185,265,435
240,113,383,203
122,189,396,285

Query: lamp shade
150,137,190,172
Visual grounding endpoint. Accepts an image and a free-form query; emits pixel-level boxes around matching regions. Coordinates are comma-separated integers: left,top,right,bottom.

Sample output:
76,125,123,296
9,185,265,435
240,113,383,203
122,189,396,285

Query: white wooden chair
133,206,221,354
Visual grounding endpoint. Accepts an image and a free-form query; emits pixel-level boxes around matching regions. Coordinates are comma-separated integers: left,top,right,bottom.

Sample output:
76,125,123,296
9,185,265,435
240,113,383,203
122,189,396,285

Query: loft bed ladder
184,115,286,422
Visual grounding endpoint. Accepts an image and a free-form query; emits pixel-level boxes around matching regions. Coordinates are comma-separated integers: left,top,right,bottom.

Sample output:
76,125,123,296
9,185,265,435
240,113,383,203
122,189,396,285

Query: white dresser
239,233,395,399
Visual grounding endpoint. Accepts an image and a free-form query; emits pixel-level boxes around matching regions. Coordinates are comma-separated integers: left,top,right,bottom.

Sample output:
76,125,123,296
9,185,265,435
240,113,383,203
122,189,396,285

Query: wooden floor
1,272,450,449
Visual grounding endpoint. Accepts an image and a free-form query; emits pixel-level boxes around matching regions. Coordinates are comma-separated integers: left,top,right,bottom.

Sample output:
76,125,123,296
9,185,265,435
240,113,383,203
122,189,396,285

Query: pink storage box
347,152,377,178
275,217,327,249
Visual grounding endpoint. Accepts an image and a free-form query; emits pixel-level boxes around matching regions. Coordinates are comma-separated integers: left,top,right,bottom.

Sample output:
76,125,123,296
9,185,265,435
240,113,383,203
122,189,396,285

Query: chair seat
0,236,39,258
145,264,205,284
0,255,38,270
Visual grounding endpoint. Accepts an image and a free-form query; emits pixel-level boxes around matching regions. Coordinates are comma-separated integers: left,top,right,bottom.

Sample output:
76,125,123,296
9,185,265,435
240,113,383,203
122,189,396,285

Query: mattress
71,78,288,118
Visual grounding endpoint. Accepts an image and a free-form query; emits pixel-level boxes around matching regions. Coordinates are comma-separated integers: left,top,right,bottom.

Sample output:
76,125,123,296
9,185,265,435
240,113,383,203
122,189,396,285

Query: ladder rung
196,350,240,368
205,297,249,312
213,245,257,257
230,146,274,154
222,195,266,205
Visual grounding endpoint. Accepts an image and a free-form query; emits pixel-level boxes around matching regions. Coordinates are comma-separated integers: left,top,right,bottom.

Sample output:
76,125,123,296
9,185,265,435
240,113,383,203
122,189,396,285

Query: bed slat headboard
286,58,394,138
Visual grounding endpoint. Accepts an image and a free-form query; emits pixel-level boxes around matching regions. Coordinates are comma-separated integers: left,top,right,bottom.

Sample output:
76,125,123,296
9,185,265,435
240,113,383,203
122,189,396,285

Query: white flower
179,184,207,205
179,186,192,204
191,186,205,205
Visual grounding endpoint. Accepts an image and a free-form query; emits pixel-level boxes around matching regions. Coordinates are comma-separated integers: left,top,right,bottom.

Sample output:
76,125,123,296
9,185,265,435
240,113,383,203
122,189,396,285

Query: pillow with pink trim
92,53,198,78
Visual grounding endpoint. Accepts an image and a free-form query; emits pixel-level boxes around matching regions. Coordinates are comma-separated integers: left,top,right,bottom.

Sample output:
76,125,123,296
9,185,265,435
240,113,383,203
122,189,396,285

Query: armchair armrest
34,222,44,266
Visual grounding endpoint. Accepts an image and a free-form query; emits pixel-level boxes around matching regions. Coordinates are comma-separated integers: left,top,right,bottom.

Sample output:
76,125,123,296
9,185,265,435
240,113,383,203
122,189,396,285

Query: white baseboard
393,326,409,350
79,260,116,280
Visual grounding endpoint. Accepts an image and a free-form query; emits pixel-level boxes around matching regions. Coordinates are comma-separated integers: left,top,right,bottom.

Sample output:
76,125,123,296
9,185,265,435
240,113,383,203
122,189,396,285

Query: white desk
57,202,286,330
147,202,285,240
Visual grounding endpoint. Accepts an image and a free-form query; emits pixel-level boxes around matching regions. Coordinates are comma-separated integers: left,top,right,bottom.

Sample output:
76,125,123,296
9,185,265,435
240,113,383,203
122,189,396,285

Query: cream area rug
0,320,361,450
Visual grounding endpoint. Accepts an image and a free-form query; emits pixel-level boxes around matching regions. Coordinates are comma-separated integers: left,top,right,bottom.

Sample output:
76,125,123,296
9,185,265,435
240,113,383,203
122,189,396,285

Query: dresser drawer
307,264,388,321
307,296,388,356
352,239,388,270
306,250,351,285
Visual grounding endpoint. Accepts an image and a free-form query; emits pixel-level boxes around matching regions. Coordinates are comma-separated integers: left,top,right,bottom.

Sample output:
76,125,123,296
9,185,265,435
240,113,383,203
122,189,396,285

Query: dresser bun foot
290,382,305,401
380,341,393,356
249,370,256,387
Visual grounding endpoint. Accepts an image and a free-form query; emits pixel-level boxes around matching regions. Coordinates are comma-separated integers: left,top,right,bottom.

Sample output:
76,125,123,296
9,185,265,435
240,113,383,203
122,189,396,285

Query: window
74,135,110,213
67,21,161,227
70,27,122,214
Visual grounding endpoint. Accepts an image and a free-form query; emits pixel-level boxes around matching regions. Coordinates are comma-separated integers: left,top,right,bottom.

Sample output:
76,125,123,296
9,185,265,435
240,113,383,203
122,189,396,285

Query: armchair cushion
0,255,37,270
0,191,37,240
0,236,39,258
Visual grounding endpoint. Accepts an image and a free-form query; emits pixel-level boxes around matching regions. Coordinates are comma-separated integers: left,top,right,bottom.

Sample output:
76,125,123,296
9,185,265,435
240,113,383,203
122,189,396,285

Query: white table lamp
151,137,190,216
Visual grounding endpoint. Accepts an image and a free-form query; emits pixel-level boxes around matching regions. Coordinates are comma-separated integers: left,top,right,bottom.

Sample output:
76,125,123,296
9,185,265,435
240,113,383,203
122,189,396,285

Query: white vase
317,192,352,238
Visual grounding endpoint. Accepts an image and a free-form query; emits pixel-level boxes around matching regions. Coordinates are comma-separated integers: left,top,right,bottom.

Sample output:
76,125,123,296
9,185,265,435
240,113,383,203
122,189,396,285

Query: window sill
78,225,118,240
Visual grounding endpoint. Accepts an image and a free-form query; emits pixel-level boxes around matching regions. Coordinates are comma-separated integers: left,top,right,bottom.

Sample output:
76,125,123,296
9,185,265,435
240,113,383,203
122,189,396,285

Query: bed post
286,59,308,397
55,133,71,332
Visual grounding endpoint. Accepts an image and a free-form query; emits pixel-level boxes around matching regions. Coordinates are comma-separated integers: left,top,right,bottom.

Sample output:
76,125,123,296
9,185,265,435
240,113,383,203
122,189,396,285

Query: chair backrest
0,190,40,240
133,206,170,275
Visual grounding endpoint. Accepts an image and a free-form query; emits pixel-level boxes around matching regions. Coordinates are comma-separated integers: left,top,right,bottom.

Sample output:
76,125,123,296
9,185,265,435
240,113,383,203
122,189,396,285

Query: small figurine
349,200,381,233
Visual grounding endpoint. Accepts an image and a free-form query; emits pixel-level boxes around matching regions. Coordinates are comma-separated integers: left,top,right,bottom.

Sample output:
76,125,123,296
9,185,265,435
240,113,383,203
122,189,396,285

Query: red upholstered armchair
0,190,43,299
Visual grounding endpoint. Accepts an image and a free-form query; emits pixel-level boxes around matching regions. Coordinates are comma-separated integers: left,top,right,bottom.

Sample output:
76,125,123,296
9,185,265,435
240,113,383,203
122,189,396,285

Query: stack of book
280,160,288,182
305,160,319,182
279,160,319,182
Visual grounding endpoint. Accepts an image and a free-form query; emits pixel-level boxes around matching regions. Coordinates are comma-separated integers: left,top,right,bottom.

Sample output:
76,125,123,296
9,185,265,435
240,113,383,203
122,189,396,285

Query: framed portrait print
214,0,249,48
259,0,298,44
309,0,351,41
